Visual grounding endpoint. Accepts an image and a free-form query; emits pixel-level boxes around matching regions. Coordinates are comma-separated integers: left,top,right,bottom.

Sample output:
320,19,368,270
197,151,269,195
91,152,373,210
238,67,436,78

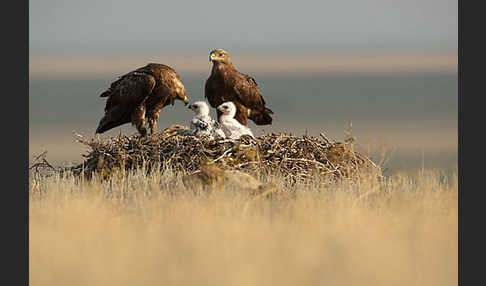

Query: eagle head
179,90,189,106
188,101,210,117
217,101,237,118
209,49,230,64
173,77,189,105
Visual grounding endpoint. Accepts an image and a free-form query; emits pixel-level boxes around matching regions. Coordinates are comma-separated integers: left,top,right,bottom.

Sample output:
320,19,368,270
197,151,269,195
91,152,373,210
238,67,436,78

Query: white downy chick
188,101,225,139
217,101,254,139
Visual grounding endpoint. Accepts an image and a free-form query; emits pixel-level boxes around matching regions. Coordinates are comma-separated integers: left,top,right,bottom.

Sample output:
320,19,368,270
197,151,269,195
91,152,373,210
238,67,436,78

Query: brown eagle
95,63,189,136
205,49,273,126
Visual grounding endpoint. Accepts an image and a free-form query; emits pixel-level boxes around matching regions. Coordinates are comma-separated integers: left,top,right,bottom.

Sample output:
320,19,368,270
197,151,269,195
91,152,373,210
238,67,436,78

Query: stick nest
34,125,380,183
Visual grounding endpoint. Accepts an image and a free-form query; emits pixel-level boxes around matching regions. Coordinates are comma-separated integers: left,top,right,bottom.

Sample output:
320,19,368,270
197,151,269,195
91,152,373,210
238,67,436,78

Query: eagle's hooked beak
210,52,223,62
210,52,216,62
183,96,189,105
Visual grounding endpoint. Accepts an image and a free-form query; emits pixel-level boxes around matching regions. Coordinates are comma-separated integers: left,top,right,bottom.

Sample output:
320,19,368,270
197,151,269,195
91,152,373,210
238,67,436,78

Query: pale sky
30,0,457,56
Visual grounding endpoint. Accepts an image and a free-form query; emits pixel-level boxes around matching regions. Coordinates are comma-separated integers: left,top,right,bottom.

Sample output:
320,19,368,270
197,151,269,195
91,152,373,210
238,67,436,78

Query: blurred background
29,0,457,174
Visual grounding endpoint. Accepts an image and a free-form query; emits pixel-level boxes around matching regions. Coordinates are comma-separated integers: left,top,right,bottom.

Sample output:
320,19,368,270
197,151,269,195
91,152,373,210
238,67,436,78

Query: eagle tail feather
250,108,273,125
95,114,127,134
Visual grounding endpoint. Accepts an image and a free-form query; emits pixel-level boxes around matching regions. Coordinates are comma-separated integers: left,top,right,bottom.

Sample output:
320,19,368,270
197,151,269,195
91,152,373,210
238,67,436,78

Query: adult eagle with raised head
205,49,273,126
95,63,189,136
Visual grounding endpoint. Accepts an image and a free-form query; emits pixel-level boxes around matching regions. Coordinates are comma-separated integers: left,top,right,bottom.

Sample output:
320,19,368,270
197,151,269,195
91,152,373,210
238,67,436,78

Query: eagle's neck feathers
211,61,235,77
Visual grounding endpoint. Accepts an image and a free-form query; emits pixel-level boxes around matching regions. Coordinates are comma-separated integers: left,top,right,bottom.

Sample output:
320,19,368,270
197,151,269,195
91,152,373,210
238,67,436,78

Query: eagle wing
231,73,266,110
205,69,273,125
96,72,156,134
231,73,273,125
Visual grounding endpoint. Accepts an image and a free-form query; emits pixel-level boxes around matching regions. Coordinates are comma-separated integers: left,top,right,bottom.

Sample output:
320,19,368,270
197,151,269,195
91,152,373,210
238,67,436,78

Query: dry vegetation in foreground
29,165,457,286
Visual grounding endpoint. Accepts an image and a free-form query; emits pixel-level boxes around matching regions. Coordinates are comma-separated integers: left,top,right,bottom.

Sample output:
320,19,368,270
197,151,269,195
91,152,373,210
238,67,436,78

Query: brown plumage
205,49,273,126
96,63,189,136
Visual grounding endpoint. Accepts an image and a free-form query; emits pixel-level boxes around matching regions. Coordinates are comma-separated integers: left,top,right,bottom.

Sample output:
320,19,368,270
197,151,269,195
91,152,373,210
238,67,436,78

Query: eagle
205,49,273,126
217,102,254,139
187,101,225,139
95,63,189,136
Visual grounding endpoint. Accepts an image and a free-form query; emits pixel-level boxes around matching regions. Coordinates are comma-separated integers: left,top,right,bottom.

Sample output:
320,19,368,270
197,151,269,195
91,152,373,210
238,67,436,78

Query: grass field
29,167,457,286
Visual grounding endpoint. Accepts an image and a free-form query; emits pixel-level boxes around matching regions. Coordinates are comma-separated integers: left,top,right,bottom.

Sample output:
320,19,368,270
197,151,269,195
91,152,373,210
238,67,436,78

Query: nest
41,124,379,183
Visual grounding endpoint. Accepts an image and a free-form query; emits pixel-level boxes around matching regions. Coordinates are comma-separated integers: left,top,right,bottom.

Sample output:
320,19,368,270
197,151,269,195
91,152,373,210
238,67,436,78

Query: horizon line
30,50,458,78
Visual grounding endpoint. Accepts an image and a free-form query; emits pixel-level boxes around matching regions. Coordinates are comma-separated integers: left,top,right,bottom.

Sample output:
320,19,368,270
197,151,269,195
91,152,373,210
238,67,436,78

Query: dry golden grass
30,168,457,286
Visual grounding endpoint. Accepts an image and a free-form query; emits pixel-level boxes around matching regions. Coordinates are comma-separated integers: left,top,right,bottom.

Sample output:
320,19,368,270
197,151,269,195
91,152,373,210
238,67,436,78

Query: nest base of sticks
46,125,380,184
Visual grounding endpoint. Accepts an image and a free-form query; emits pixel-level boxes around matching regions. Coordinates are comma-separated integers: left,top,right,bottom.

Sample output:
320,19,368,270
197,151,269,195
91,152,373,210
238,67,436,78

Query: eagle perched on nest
205,49,274,126
96,63,189,136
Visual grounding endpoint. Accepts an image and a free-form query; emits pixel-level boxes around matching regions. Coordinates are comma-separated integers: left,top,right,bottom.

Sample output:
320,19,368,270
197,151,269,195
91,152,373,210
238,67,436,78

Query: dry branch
34,125,379,184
